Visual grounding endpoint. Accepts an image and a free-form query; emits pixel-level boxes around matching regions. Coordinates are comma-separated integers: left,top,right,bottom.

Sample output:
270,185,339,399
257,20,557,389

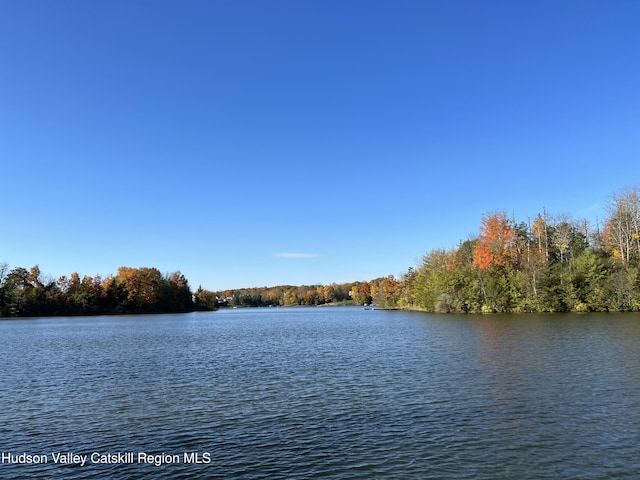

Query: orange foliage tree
473,211,516,270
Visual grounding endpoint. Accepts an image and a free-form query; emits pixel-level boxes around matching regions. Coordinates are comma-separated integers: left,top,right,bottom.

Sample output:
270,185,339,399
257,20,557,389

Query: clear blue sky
1,0,639,290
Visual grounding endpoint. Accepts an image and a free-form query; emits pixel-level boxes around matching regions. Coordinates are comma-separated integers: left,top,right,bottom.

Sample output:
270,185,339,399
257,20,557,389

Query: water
1,307,639,479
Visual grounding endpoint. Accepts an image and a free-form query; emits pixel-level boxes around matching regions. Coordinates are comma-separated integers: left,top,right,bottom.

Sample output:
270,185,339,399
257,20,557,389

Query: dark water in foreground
1,307,639,479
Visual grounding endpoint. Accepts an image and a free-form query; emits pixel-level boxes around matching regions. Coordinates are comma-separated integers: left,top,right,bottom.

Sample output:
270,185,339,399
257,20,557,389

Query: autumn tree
374,275,401,307
531,212,550,260
283,288,299,306
396,267,417,307
116,267,164,311
473,211,517,271
350,281,372,305
322,284,336,303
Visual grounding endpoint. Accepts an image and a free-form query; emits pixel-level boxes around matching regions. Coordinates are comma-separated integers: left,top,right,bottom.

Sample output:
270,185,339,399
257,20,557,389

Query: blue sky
1,0,639,290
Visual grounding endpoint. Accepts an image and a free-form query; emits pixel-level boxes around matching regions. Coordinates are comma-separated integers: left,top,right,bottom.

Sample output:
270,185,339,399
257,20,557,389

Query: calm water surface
1,307,639,479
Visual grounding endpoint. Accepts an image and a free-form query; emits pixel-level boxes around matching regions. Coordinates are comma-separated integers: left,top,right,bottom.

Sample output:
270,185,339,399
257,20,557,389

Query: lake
1,307,639,479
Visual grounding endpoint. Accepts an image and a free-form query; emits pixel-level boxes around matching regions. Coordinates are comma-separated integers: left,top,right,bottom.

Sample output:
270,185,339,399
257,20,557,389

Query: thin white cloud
273,252,320,259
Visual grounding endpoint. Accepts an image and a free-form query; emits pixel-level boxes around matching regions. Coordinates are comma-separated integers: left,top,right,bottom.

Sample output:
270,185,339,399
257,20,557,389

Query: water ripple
1,309,640,478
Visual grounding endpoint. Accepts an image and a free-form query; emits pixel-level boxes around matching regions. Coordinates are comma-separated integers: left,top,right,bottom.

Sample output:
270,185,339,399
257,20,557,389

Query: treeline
212,283,353,307
392,186,640,313
0,266,218,317
211,275,411,308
